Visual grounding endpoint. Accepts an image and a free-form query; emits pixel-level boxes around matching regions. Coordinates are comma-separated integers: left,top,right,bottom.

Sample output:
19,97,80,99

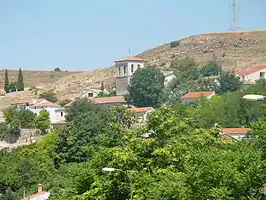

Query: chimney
37,184,43,193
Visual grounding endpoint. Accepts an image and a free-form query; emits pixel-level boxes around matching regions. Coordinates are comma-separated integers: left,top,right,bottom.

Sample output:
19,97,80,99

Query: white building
180,91,215,104
163,71,176,86
80,88,102,98
115,56,145,95
235,64,266,84
26,100,65,123
128,107,154,122
221,128,251,141
21,184,50,200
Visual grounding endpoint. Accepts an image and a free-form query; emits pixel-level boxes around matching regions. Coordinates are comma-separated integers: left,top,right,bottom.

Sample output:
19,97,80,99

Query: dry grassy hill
1,30,266,99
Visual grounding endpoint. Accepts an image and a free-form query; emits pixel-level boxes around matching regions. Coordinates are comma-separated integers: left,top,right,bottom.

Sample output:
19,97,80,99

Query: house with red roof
221,128,251,140
234,64,266,84
128,107,154,122
180,91,215,104
115,56,145,95
26,100,65,124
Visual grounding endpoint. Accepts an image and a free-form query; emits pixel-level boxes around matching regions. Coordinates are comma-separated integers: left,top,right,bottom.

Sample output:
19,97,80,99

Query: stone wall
116,76,130,95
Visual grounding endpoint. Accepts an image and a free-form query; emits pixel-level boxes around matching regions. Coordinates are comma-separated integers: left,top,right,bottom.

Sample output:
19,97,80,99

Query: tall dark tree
4,69,9,93
17,68,24,91
100,81,104,91
215,72,242,95
127,67,165,107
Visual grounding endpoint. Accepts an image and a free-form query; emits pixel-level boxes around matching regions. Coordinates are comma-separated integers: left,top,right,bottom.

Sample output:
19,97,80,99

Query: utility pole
229,0,240,31
128,48,131,56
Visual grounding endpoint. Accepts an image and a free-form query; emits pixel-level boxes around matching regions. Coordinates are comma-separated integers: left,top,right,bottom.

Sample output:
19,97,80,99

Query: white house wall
241,69,266,82
55,110,66,122
27,106,63,123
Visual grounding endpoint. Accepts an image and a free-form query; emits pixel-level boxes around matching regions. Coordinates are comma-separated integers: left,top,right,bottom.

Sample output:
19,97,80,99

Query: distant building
115,56,145,95
65,96,126,108
221,128,251,140
235,64,266,83
180,91,215,104
0,89,6,96
163,71,176,86
128,107,153,122
90,96,126,108
59,89,102,101
21,184,50,200
26,100,66,124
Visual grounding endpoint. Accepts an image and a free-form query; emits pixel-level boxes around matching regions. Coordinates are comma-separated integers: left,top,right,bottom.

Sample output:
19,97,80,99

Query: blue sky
0,0,265,71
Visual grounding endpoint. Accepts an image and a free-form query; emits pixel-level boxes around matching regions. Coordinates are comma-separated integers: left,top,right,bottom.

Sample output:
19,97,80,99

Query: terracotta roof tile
90,96,126,104
21,191,50,200
33,101,60,107
128,107,153,113
180,91,215,99
222,128,251,135
235,64,266,76
115,56,145,62
60,93,81,100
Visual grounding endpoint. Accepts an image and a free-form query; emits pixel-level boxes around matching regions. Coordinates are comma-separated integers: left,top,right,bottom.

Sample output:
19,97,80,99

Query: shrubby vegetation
0,95,265,199
4,68,24,93
39,90,58,102
1,57,266,199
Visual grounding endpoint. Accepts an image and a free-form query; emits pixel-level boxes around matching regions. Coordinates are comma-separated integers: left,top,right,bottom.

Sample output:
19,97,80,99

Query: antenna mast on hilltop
229,0,240,31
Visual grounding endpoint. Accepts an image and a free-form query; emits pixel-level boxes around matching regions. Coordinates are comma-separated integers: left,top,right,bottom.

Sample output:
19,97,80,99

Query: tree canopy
127,67,165,107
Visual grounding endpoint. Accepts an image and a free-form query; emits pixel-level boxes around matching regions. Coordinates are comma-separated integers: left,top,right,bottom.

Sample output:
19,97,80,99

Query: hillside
1,30,266,97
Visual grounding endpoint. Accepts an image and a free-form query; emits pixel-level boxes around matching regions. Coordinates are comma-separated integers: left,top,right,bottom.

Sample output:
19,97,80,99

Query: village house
21,184,50,200
26,100,65,123
115,56,145,95
221,128,251,140
234,64,266,84
65,96,126,108
128,107,153,123
0,89,6,96
162,71,176,86
59,89,102,101
180,91,215,104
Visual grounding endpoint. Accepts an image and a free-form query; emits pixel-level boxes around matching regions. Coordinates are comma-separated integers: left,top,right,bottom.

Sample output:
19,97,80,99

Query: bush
200,61,222,77
170,40,180,48
39,91,58,102
58,99,72,107
54,67,61,72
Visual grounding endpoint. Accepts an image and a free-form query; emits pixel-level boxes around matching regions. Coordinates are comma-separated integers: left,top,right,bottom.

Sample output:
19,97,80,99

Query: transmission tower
229,0,240,31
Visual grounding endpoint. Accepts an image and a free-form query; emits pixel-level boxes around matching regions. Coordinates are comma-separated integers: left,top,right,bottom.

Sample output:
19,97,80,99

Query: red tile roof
235,64,266,76
33,101,60,107
242,81,256,85
180,91,215,99
60,93,80,100
90,96,126,104
128,107,153,113
0,89,6,96
115,56,145,62
222,128,251,135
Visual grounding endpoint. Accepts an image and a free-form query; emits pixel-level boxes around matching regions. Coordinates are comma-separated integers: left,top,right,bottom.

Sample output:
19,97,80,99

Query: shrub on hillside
39,91,58,103
170,40,180,48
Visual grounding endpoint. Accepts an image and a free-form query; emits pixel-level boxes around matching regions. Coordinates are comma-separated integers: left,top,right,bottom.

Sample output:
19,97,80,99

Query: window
137,64,140,69
118,67,121,75
131,64,134,73
260,72,265,79
123,66,126,74
61,112,63,117
88,92,94,97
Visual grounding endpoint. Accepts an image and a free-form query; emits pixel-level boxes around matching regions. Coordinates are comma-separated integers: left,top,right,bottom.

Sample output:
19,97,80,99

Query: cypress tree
4,69,9,93
17,68,24,91
100,81,104,91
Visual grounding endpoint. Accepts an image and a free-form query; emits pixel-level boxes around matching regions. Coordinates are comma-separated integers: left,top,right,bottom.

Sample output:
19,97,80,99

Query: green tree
127,67,165,107
100,81,104,91
4,69,9,93
58,99,72,107
54,67,61,72
199,61,222,77
170,57,196,72
35,110,50,133
9,82,17,92
18,109,36,128
17,68,24,91
39,91,58,102
215,72,242,95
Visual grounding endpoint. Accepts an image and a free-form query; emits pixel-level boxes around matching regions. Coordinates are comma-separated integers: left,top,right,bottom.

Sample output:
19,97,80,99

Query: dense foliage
127,67,165,107
4,69,9,93
17,68,24,91
39,91,58,103
34,110,50,133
